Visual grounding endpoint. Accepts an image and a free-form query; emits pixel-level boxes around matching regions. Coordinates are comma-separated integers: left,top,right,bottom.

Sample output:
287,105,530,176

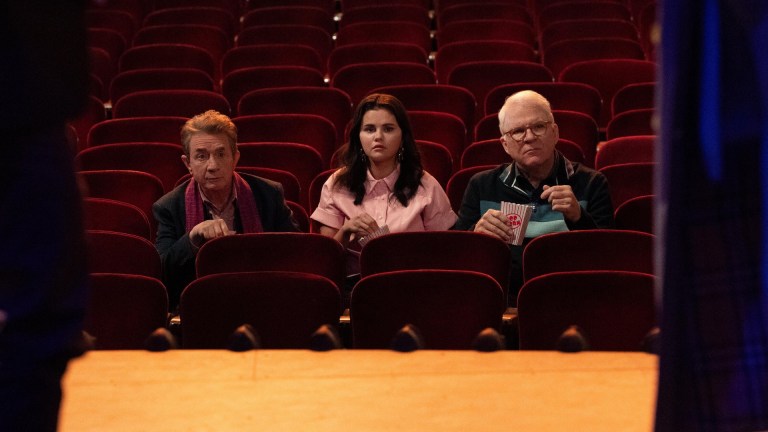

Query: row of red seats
80,159,653,251
88,43,655,123
69,80,656,169
73,132,654,218
84,229,655,350
84,1,658,126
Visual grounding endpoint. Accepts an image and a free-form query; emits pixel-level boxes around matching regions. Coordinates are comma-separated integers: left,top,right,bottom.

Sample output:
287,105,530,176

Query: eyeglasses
502,121,551,142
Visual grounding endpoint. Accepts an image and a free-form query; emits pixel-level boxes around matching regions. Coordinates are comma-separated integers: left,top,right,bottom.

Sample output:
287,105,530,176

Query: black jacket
153,173,299,307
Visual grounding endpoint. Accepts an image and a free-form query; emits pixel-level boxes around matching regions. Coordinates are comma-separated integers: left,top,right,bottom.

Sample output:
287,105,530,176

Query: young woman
311,93,457,271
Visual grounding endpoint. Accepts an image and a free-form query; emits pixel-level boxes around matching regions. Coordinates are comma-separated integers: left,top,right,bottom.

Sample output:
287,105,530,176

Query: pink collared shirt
311,167,457,233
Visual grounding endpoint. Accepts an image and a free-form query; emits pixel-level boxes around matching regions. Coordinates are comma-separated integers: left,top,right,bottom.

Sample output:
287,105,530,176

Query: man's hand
541,185,581,222
189,219,235,247
474,209,514,243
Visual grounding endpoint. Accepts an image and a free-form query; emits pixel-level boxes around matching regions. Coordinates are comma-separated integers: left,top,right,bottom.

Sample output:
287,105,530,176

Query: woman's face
359,108,402,166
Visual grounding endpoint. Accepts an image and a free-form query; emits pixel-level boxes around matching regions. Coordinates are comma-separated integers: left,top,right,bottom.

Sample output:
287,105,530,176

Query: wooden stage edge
61,350,659,431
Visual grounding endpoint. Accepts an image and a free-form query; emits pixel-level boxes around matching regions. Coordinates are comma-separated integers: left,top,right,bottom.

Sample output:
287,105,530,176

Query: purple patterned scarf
185,173,263,233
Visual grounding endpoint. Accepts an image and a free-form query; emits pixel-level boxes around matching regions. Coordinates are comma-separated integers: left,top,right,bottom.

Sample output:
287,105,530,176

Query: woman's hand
339,213,380,245
317,213,380,247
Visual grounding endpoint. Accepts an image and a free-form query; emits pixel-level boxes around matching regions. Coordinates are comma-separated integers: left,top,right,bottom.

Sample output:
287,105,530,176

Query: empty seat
88,47,116,99
247,0,335,14
360,231,511,305
195,233,346,291
118,43,215,79
84,273,168,350
286,201,310,233
612,82,656,117
531,0,626,15
142,7,236,41
435,0,526,13
87,116,188,148
559,59,657,129
109,68,214,105
351,269,505,349
76,143,187,193
606,108,656,140
308,169,336,216
236,25,333,66
557,216,676,306
614,194,653,234
154,0,241,15
237,143,325,211
594,135,655,170
438,2,533,28
416,140,454,187
458,139,505,169
342,0,429,10
87,72,106,102
542,37,646,82
221,45,324,77
77,170,165,228
445,165,497,212
327,43,428,78
88,28,127,67
112,89,231,118
221,66,325,110
550,110,600,166
437,19,536,48
339,5,430,28
598,162,655,208
517,270,656,350
435,41,538,85
83,197,152,240
331,62,436,105
409,111,467,163
540,18,640,51
68,95,107,152
65,123,80,152
538,1,632,30
85,9,136,43
637,1,658,60
522,229,654,281
335,22,432,55
241,6,335,34
233,114,337,168
133,24,230,65
180,271,341,348
237,87,353,147
86,230,161,278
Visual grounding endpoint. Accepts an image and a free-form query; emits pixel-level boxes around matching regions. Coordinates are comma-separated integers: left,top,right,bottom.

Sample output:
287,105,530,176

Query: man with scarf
153,110,299,310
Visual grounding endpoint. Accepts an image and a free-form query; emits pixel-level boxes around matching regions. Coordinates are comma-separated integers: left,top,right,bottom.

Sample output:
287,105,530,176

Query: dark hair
335,93,423,206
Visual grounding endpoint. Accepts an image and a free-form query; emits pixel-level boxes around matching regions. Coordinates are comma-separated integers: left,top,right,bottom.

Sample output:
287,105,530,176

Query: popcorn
500,202,534,245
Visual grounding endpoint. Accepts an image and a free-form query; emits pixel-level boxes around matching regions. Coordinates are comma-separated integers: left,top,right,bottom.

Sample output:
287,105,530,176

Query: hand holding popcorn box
500,202,534,245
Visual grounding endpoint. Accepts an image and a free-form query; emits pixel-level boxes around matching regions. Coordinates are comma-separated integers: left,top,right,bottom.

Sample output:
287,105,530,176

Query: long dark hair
335,93,423,206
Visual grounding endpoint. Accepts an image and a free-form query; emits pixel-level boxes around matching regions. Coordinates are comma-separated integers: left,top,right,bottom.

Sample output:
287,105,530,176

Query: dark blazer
153,173,299,308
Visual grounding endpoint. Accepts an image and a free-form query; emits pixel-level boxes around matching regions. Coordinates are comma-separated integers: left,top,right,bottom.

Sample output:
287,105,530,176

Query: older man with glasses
453,90,614,300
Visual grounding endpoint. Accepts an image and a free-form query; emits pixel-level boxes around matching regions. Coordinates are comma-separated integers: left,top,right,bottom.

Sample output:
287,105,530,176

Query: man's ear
182,155,192,172
233,149,240,167
500,136,513,156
